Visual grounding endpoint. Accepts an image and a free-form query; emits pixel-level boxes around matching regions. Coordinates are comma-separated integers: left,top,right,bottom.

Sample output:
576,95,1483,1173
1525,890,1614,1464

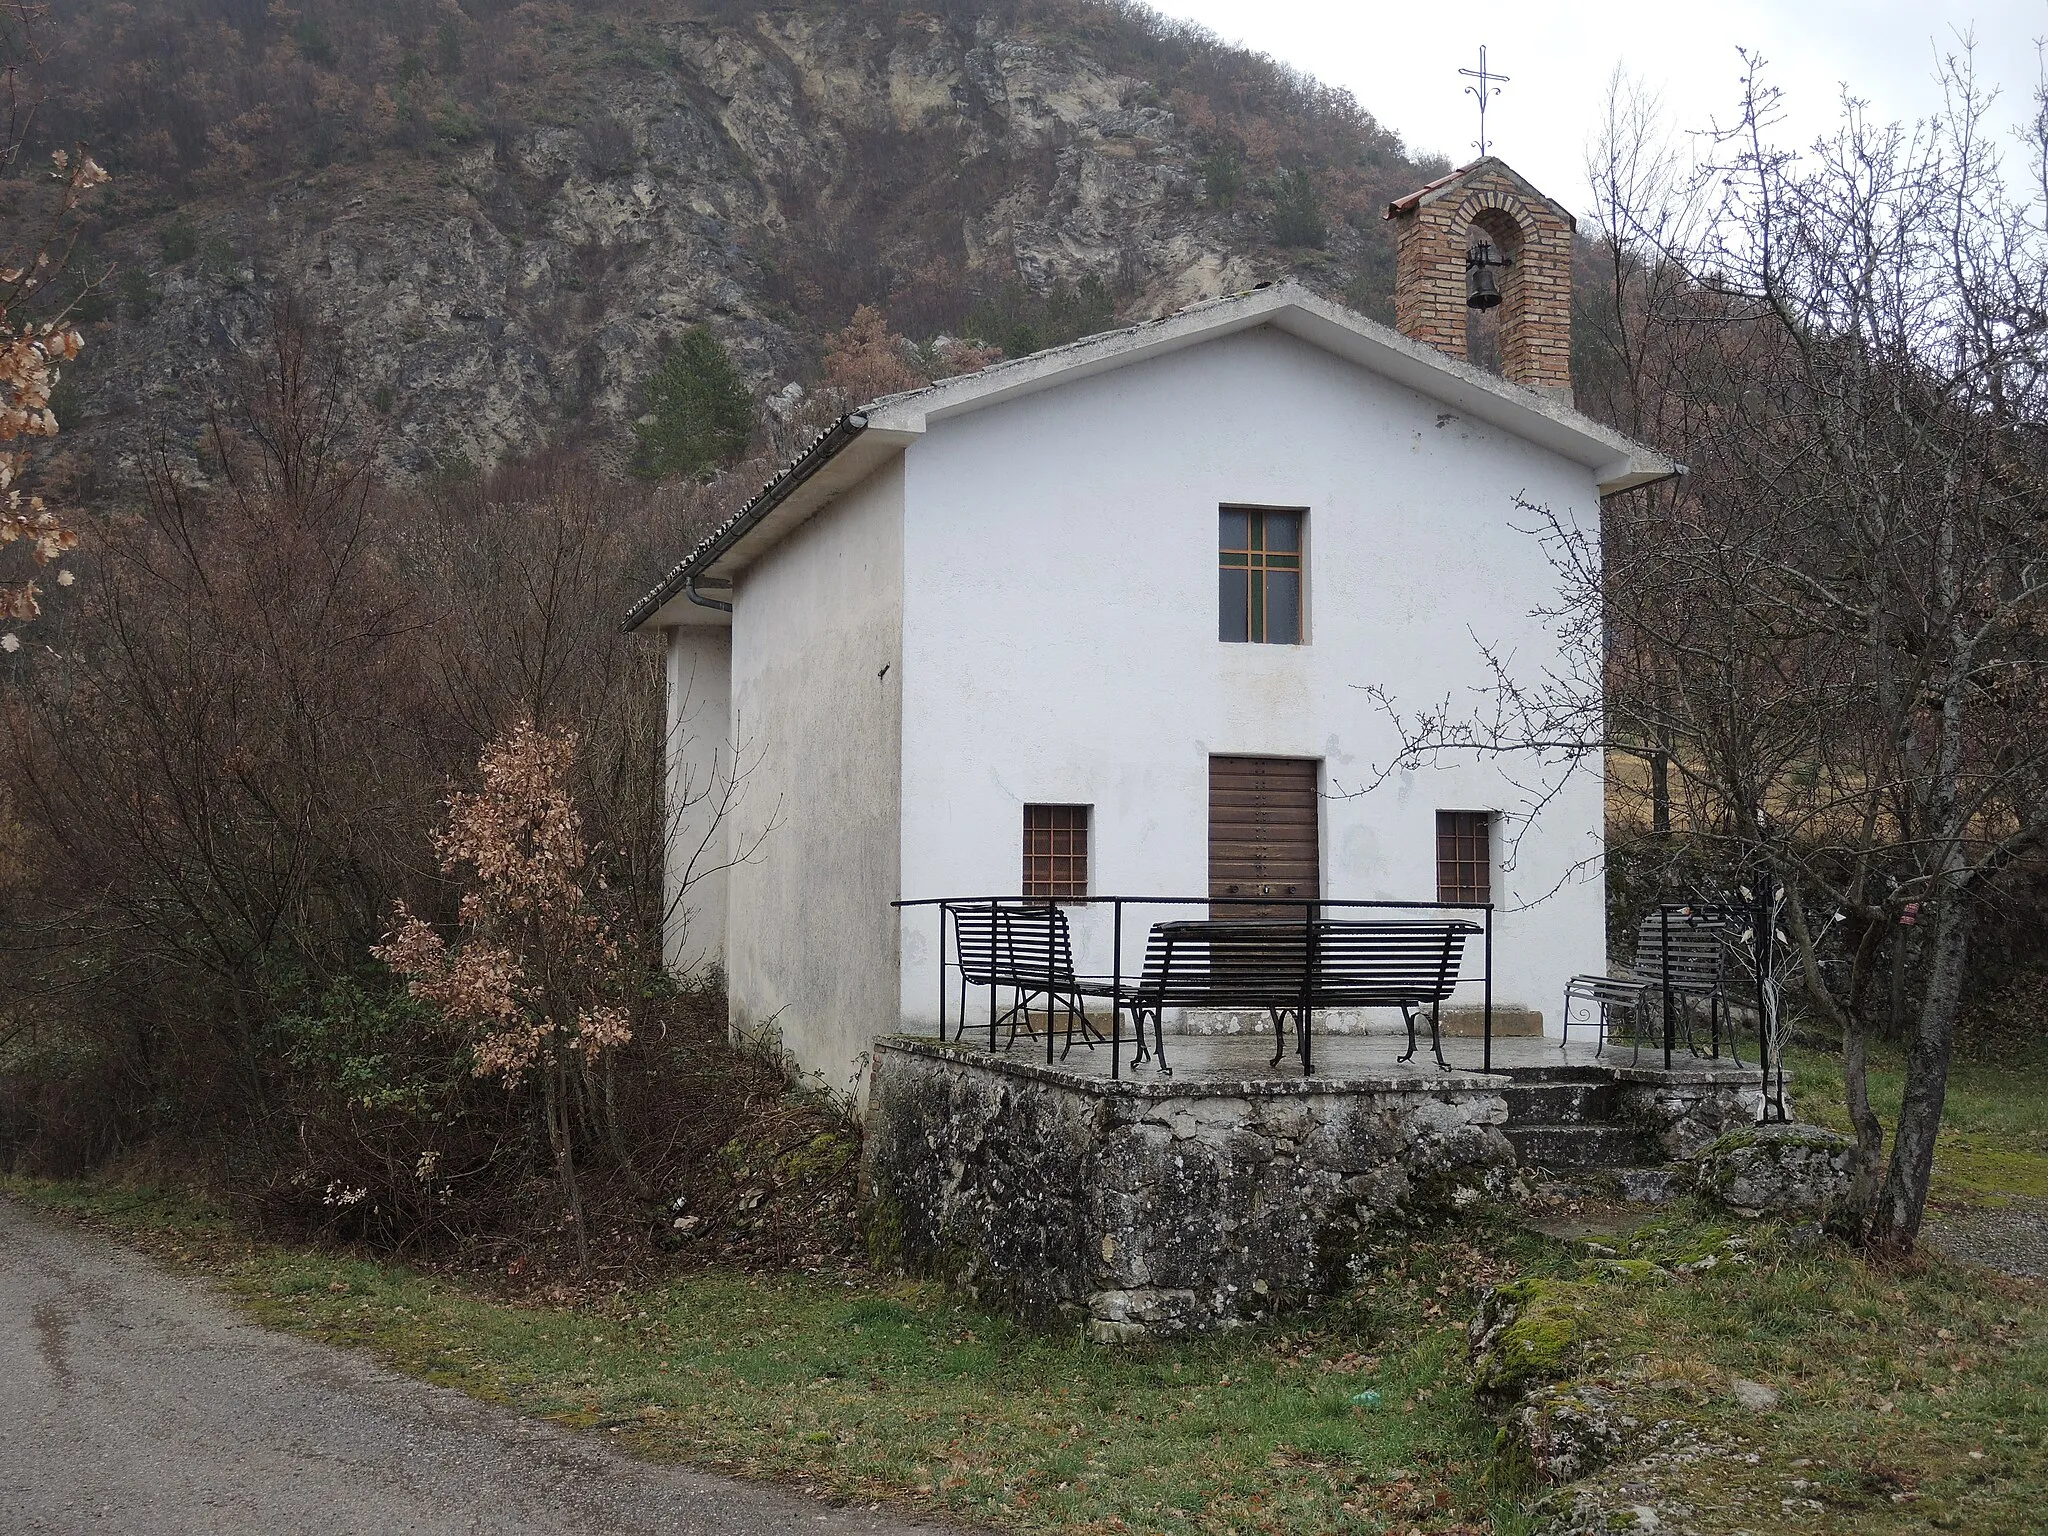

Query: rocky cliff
36,0,1438,489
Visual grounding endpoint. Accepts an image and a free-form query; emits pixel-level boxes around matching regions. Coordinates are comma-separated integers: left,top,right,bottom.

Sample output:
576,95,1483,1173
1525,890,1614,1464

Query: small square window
1023,805,1090,900
1220,507,1305,644
1436,810,1493,906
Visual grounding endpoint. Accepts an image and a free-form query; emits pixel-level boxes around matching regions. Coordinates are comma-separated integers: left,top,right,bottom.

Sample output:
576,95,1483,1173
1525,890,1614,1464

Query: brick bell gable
1386,157,1576,404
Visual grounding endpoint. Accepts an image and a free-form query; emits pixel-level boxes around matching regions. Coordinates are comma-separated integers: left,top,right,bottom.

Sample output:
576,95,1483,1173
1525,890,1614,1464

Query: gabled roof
1385,155,1577,228
624,281,1676,632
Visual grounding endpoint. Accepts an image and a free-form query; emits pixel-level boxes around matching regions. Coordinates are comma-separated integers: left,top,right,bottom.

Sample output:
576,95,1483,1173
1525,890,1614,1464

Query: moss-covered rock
1694,1122,1851,1218
1468,1277,1598,1397
1503,1381,1637,1484
1582,1257,1670,1285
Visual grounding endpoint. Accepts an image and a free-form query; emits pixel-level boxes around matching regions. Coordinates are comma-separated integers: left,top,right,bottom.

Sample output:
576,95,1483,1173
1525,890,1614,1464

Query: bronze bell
1466,241,1504,309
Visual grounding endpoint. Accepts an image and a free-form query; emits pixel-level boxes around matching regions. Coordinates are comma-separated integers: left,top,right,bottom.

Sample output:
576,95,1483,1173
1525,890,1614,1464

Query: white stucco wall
724,459,905,1100
895,325,1606,1037
662,624,733,976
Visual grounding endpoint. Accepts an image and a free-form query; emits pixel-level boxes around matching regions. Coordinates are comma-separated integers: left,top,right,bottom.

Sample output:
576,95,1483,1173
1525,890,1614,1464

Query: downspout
685,574,732,614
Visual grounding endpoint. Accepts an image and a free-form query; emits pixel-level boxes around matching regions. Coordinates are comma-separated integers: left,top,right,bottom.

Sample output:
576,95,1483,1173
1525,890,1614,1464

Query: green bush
963,275,1115,358
433,104,482,145
67,278,114,324
199,235,241,282
295,19,336,68
161,219,199,264
1200,149,1243,210
1269,168,1327,249
266,973,457,1117
435,20,463,76
631,328,753,482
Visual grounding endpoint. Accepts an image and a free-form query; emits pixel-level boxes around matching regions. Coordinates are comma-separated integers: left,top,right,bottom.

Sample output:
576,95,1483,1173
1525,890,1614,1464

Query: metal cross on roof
1459,45,1509,158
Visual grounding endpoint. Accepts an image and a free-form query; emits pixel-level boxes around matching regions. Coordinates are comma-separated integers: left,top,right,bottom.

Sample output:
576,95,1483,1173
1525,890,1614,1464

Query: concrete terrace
883,1027,1759,1096
866,1027,1766,1337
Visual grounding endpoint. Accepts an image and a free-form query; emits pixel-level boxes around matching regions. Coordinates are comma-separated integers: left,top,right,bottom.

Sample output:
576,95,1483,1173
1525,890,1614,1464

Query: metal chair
1562,907,1740,1063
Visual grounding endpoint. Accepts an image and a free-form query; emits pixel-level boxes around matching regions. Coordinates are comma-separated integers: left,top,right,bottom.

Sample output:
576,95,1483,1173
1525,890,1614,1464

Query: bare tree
1376,47,2048,1253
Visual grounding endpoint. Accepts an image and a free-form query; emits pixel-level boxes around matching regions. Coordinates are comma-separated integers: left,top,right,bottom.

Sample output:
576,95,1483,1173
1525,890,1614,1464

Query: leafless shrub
0,296,851,1276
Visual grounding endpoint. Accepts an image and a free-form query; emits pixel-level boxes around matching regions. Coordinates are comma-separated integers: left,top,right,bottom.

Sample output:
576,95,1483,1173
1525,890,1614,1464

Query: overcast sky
1152,0,2046,219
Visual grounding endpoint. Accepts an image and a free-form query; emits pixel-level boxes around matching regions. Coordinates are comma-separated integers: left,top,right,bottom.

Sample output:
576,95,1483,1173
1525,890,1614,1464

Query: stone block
1510,1382,1637,1483
1694,1123,1851,1218
1612,1071,1765,1160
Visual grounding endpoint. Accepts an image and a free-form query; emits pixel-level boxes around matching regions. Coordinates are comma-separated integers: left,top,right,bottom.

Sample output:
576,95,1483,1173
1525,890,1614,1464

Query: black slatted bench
1118,917,1482,1074
943,900,1106,1057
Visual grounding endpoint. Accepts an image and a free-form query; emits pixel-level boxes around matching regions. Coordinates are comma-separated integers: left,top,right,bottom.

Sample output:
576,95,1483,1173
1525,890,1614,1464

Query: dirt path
0,1196,969,1536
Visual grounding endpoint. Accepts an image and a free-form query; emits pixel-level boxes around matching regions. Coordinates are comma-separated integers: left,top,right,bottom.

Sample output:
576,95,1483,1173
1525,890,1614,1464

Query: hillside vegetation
32,0,1441,492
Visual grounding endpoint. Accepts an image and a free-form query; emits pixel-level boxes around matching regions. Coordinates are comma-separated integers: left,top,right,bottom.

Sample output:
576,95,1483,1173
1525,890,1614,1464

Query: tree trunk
1783,884,1886,1222
1886,922,1911,1044
1840,1011,1885,1227
598,1053,650,1199
1868,896,1969,1254
542,1061,590,1274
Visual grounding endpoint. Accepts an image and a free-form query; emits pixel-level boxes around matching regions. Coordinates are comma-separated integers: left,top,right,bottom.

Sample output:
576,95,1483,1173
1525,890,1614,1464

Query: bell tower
1385,157,1576,404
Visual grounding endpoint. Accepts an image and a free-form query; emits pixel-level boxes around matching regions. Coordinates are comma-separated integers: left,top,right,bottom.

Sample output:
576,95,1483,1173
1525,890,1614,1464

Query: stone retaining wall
1611,1065,1766,1160
861,1038,1516,1340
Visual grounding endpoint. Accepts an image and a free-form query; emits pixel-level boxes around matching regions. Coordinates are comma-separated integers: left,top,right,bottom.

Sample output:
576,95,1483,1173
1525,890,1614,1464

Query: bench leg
1058,992,1103,1061
1000,986,1034,1049
1398,1006,1420,1064
1128,1005,1170,1074
1268,1008,1287,1069
1429,1001,1448,1071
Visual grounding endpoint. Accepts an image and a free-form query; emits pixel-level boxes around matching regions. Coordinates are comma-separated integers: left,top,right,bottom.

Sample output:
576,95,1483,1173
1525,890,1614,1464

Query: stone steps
1498,1070,1650,1171
1502,1123,1653,1171
1500,1078,1618,1126
1497,1063,1616,1084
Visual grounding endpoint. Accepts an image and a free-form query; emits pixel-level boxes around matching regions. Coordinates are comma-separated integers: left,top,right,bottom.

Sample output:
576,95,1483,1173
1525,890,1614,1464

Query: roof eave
624,414,919,633
1596,459,1686,497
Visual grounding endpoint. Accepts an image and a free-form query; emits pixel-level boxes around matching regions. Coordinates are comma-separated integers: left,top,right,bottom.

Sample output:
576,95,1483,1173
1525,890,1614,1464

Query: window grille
1436,810,1493,906
1023,804,1090,900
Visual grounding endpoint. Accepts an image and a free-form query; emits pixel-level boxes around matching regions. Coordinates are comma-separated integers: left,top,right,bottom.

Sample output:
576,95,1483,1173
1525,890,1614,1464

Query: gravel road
1923,1193,2048,1279
0,1196,969,1536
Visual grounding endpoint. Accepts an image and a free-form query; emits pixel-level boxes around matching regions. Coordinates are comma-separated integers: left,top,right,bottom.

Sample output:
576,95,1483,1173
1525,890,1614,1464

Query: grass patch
3,1176,1536,1535
12,1039,2048,1536
1506,1207,2048,1534
1786,1044,2048,1205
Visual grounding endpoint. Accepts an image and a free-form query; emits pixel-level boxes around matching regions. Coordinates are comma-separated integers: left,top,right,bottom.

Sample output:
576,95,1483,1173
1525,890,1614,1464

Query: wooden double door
1208,756,1320,916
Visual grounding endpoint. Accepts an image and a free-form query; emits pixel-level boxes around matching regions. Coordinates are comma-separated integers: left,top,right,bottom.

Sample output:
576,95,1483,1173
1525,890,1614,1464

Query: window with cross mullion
1219,507,1304,644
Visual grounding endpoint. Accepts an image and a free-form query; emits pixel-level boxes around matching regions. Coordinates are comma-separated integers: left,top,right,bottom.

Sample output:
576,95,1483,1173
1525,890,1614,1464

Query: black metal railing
891,894,1495,1079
